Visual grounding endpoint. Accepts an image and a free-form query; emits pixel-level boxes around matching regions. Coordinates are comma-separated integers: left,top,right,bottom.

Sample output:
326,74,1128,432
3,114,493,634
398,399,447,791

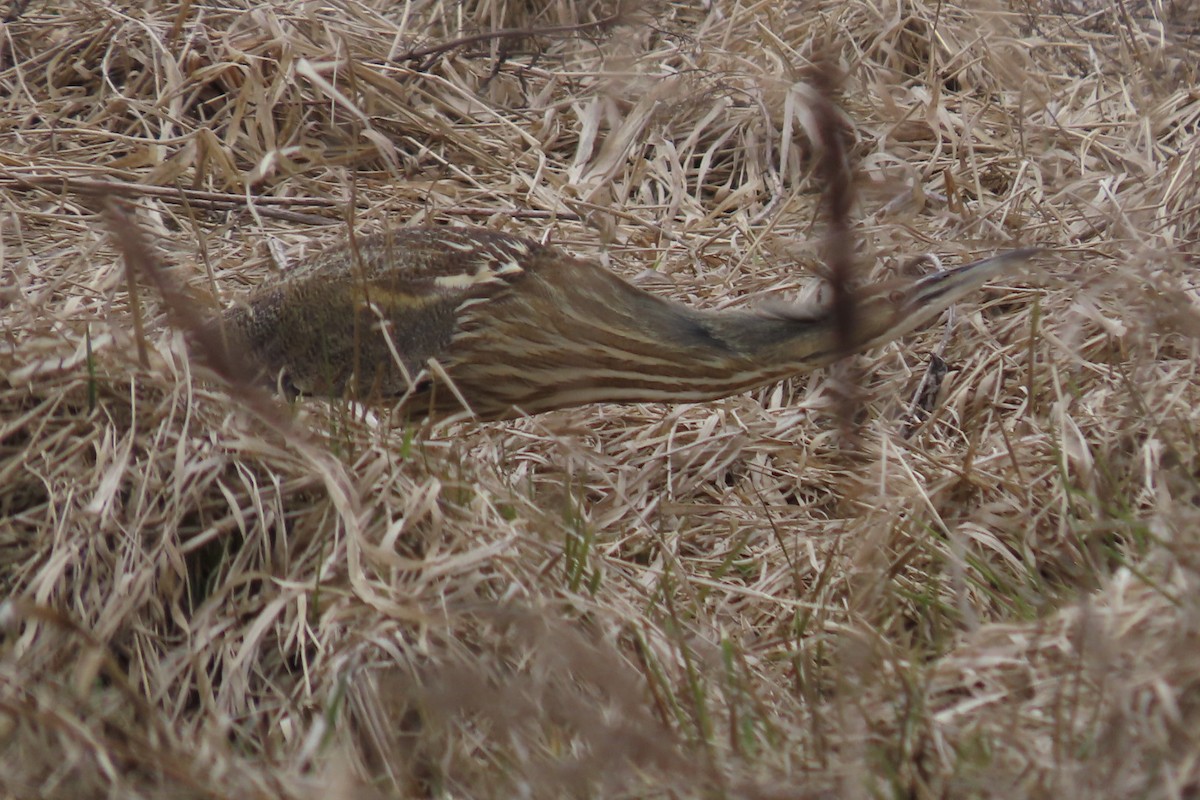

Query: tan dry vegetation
2,0,1200,797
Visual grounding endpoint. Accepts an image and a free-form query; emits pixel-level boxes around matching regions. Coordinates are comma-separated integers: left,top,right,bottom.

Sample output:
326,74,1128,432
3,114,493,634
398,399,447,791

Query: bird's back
222,227,544,405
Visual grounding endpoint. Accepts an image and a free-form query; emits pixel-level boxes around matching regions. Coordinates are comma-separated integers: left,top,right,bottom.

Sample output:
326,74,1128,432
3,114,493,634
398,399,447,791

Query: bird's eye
889,288,906,305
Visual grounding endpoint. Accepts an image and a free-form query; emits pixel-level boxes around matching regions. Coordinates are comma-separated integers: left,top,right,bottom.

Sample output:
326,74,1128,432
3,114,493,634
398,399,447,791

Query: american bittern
221,227,1031,421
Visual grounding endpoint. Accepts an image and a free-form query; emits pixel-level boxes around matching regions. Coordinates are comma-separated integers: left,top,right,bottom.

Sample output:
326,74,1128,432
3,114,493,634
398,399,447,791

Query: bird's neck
558,274,845,399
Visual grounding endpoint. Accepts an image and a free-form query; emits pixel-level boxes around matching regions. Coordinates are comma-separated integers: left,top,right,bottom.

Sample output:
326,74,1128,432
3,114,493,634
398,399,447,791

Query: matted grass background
3,0,1200,797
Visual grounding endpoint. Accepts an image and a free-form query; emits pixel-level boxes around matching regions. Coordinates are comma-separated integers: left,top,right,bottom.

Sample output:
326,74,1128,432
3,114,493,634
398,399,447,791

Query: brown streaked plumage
220,227,1033,421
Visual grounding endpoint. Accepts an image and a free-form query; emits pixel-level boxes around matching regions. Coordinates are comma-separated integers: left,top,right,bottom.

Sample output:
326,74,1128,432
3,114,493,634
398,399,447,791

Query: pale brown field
3,1,1200,797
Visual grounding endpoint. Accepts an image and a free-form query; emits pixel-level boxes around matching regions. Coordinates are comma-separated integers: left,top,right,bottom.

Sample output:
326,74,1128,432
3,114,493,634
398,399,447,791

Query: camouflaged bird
220,226,1032,421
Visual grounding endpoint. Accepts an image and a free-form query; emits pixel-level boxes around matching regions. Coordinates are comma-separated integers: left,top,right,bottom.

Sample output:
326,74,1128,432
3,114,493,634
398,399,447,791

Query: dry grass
3,0,1200,797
